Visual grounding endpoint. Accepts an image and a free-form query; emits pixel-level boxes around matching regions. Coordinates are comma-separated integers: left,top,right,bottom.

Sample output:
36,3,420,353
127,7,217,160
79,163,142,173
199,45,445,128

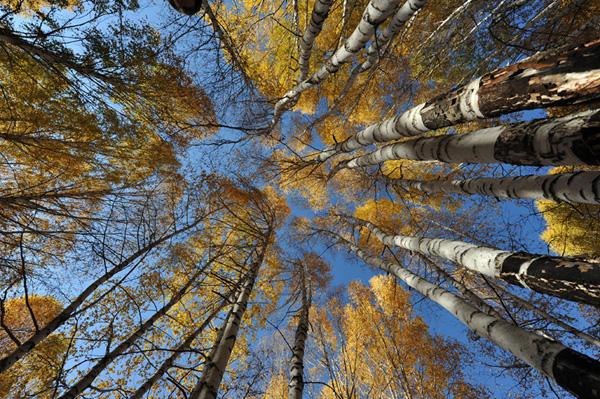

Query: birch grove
321,229,600,399
2,0,600,397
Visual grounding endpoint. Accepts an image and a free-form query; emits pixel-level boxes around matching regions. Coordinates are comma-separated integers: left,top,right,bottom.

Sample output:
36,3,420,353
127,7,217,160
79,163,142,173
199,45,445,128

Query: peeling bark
379,171,600,204
349,216,600,305
332,110,600,174
317,38,600,161
324,229,600,398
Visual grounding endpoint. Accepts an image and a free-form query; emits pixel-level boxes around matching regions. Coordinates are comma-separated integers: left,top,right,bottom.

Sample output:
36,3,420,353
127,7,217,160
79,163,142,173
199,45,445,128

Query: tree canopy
1,0,600,398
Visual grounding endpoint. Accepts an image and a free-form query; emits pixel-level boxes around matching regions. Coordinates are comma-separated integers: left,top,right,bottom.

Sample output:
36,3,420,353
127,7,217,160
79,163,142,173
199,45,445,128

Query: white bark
326,232,565,378
417,254,503,319
189,233,272,399
317,39,600,161
493,285,600,350
321,229,600,397
359,0,428,72
298,0,334,81
337,110,600,170
271,0,404,126
381,171,600,204
348,216,600,305
353,218,510,279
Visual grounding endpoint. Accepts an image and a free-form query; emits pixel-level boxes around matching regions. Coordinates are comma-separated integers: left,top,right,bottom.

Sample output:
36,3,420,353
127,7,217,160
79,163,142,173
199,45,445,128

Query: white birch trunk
325,230,600,399
271,0,404,126
380,171,600,205
317,38,600,161
0,221,201,374
335,110,600,171
349,216,600,305
359,0,428,72
493,284,600,350
288,265,311,399
59,266,207,399
189,263,258,399
417,254,502,318
298,0,334,81
189,235,271,399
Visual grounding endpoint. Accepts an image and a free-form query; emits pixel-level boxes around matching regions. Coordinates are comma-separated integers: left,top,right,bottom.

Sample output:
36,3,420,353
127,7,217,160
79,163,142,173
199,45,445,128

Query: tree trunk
189,238,270,399
349,216,600,305
326,229,600,399
333,110,600,174
0,221,202,374
298,0,333,81
288,264,312,399
492,284,600,349
417,254,503,319
360,0,427,72
318,38,600,161
379,171,600,205
271,0,404,127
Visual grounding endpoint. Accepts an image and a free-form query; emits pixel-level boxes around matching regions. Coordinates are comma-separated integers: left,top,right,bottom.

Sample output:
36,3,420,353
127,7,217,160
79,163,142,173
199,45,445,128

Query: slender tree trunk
288,264,312,399
0,220,201,374
416,254,503,318
318,38,600,161
271,0,404,127
324,229,600,399
58,265,209,399
331,110,600,175
298,0,333,81
378,171,600,205
189,236,271,399
359,0,427,72
129,278,242,399
348,216,600,305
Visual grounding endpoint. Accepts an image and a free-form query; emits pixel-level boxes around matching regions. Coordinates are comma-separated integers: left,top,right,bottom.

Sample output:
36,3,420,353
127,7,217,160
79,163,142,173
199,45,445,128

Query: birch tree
318,228,600,399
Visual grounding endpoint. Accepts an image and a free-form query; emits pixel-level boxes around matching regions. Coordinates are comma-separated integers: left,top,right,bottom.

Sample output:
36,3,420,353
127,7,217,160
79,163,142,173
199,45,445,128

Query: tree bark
325,230,600,399
298,0,333,81
189,235,271,399
271,0,404,127
318,38,600,161
288,264,312,399
379,171,600,205
332,110,600,174
359,0,427,72
492,284,600,349
349,216,600,305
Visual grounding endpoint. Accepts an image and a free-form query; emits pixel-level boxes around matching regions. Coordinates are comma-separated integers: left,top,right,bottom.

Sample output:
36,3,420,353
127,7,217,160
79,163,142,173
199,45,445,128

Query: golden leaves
537,166,600,257
0,295,66,399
